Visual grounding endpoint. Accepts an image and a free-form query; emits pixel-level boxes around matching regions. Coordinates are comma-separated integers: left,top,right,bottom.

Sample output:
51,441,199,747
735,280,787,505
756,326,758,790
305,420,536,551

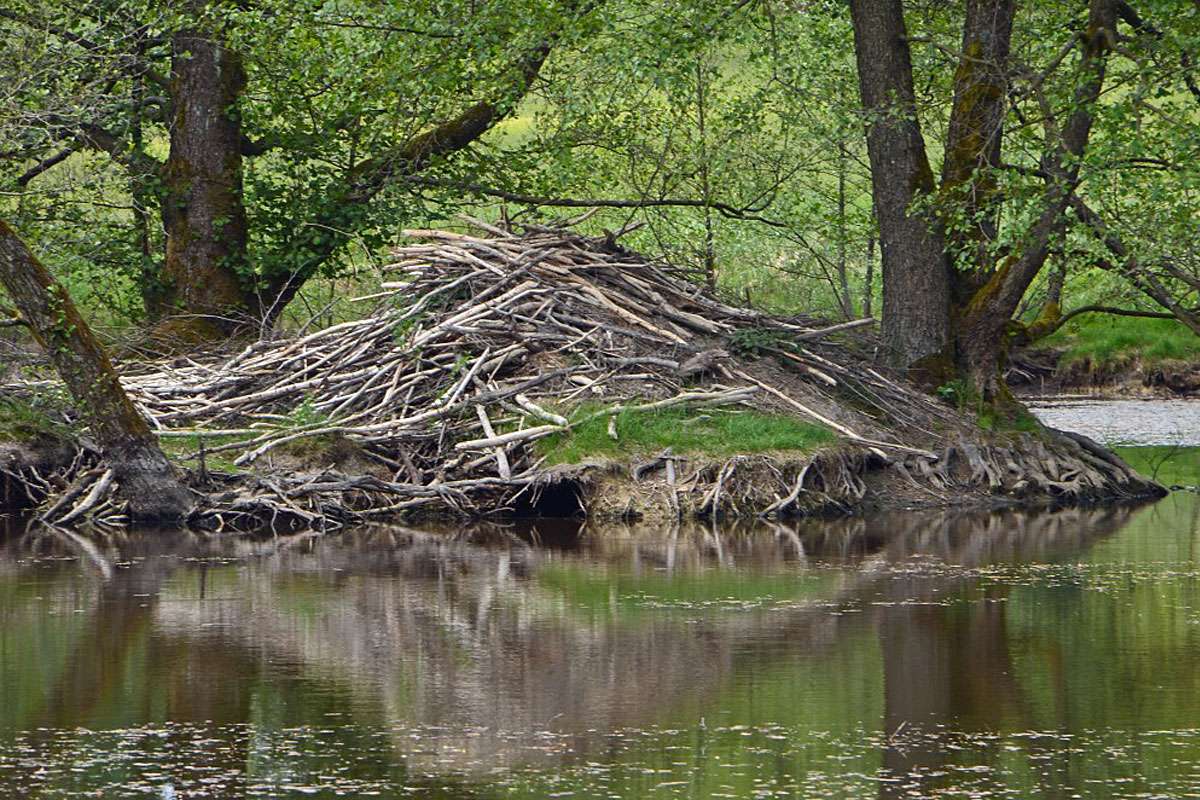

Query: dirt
514,432,1164,524
1008,348,1200,399
0,434,84,510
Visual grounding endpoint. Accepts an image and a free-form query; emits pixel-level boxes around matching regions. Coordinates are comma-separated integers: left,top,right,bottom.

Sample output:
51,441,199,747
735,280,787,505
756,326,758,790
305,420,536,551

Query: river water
2,405,1199,798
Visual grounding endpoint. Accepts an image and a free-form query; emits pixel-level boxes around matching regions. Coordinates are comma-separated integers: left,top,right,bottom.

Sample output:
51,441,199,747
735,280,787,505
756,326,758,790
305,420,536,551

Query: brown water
3,461,1200,798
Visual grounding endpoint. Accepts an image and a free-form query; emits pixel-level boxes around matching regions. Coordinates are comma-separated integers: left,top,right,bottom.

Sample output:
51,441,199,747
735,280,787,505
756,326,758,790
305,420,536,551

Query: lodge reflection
0,503,1167,789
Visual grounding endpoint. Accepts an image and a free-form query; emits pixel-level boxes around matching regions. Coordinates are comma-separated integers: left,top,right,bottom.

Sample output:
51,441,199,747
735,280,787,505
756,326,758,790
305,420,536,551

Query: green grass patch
1041,315,1200,371
159,433,246,473
535,405,836,464
0,395,68,442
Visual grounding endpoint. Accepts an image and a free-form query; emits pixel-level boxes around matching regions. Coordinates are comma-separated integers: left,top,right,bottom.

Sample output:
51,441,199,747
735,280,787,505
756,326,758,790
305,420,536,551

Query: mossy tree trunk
0,219,194,522
849,0,1119,404
849,0,951,370
940,0,1014,290
157,14,253,339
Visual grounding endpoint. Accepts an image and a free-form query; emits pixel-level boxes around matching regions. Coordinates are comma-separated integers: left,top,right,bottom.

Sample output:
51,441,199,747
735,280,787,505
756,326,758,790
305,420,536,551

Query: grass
0,395,68,442
535,405,836,465
1040,315,1200,371
159,433,246,473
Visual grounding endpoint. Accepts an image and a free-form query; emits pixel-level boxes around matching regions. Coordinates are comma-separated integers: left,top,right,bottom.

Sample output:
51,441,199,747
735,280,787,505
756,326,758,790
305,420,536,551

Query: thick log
0,220,193,521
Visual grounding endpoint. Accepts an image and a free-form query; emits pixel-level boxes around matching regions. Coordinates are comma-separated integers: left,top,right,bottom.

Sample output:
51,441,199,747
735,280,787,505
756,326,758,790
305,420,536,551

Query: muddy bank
529,432,1162,523
1009,347,1200,398
0,426,1164,527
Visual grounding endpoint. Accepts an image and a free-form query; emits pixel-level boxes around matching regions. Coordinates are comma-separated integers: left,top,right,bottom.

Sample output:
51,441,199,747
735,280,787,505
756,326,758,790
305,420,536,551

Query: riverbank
1010,316,1200,398
0,225,1164,530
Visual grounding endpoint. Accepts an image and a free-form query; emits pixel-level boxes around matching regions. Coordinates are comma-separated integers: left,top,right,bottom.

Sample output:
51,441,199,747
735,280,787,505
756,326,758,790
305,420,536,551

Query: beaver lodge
0,221,1164,532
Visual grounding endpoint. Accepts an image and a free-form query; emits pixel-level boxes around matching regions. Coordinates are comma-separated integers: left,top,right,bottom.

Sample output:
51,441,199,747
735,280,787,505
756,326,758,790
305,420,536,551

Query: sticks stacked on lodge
3,220,1149,531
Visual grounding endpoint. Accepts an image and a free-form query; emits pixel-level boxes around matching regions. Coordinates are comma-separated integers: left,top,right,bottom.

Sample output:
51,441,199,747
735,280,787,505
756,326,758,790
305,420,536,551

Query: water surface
4,399,1200,798
3,490,1200,798
1030,397,1200,446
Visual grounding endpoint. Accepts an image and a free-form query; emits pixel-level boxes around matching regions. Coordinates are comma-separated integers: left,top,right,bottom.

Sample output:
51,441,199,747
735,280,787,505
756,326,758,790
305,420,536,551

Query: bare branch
16,144,78,186
403,177,791,228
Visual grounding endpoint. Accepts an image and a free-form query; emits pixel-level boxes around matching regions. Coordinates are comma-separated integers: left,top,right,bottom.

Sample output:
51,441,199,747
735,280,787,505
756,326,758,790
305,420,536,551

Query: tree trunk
157,20,251,338
835,141,855,319
952,0,1117,400
849,0,951,370
849,0,1119,402
0,220,193,522
940,0,1014,285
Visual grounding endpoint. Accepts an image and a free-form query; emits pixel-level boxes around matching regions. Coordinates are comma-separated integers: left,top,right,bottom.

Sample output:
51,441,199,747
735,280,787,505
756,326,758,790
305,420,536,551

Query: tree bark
849,0,951,369
0,219,193,522
849,0,1120,401
940,0,1014,284
953,0,1118,399
157,18,251,337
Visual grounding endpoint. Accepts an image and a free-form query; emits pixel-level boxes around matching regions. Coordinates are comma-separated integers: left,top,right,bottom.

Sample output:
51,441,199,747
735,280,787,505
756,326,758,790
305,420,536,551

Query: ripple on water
1030,398,1200,446
5,722,1200,798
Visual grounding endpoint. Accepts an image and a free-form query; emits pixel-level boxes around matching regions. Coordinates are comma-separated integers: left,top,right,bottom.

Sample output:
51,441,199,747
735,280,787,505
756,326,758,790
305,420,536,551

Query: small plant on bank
935,378,1042,434
282,397,328,429
727,326,789,358
935,379,967,406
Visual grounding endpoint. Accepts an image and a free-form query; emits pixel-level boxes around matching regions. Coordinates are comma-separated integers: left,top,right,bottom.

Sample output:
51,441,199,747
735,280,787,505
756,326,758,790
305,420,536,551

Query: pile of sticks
13,221,968,530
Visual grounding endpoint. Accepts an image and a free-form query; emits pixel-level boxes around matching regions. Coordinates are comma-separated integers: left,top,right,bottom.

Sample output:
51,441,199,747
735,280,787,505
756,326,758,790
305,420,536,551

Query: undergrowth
536,405,835,464
159,434,245,473
0,395,68,442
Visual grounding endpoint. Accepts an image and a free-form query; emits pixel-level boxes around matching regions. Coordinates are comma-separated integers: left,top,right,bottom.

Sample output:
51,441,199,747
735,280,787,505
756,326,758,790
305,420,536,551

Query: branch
1112,0,1200,105
1069,194,1200,335
1038,304,1177,337
74,121,160,177
240,134,274,157
0,6,102,51
311,16,459,38
403,177,790,228
0,304,27,328
258,1,595,322
0,7,169,88
16,144,78,186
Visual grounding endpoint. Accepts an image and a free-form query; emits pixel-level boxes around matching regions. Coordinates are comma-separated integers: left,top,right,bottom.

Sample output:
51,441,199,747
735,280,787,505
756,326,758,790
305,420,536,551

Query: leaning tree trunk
950,0,1118,401
849,0,952,372
0,220,194,522
156,20,252,339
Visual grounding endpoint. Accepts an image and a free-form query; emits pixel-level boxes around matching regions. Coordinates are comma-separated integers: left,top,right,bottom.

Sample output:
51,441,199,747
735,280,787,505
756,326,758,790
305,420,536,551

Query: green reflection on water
1,451,1200,797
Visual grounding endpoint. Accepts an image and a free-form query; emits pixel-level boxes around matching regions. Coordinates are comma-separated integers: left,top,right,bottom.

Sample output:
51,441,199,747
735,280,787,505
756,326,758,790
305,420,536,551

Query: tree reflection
0,500,1180,797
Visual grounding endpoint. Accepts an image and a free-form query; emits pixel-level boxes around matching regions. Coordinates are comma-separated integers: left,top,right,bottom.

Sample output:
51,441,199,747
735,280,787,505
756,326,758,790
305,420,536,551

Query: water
2,400,1200,798
1030,397,1200,446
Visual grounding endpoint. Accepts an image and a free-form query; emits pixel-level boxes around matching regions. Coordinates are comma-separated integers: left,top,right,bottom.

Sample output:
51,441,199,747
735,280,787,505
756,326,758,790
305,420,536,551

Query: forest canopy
1,0,1198,382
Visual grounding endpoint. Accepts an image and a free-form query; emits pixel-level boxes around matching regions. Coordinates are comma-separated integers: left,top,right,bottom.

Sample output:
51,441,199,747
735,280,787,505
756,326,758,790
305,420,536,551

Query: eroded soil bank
1009,344,1200,399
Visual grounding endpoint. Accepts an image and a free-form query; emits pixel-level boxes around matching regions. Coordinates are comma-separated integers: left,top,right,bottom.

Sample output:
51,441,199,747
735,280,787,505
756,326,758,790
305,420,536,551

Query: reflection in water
1,497,1199,798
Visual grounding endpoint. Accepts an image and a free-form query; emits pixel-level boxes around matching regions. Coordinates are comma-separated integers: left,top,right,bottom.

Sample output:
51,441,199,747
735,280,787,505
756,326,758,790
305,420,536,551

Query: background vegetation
2,0,1198,371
